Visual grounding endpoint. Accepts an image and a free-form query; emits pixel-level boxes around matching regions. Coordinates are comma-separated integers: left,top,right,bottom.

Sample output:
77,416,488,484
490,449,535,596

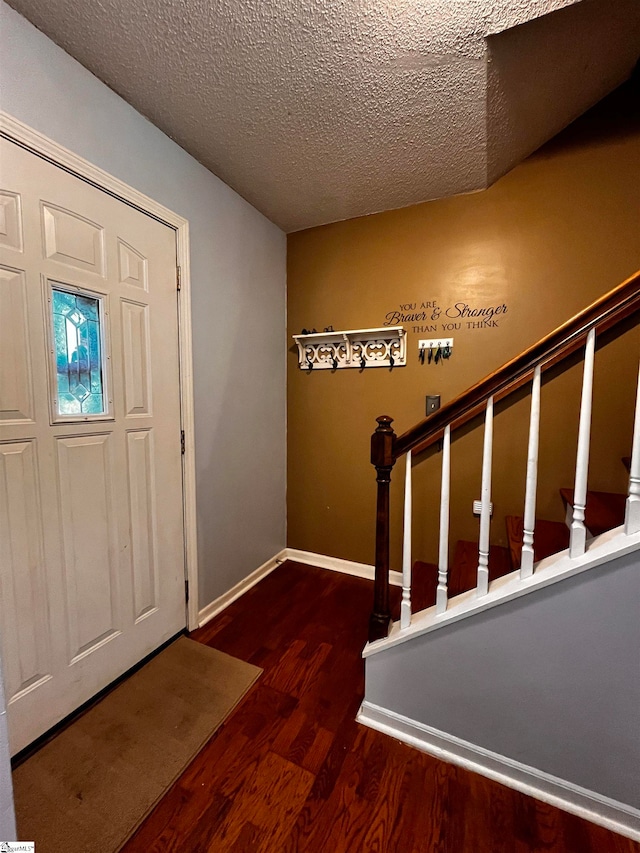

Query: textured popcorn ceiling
6,0,640,231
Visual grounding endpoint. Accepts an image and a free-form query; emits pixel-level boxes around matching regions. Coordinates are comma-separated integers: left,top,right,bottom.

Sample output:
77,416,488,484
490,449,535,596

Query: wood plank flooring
121,561,638,853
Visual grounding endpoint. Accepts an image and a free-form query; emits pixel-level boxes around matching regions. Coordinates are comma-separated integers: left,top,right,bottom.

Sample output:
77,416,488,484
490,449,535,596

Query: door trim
0,112,200,631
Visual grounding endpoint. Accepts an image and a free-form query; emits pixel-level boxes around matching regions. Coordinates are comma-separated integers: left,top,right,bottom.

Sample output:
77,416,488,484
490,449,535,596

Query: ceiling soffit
5,0,640,231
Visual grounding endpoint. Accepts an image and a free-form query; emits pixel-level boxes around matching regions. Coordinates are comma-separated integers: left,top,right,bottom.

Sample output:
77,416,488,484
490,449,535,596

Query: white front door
0,139,186,754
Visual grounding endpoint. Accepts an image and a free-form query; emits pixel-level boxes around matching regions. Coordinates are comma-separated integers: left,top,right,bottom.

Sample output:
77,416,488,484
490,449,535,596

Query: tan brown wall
287,85,640,569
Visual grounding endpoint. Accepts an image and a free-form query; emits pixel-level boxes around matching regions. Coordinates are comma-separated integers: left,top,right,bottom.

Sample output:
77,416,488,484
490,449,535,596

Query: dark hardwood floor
121,561,638,853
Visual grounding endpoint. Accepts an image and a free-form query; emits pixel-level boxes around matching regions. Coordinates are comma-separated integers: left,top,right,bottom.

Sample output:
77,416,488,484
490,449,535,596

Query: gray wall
0,1,287,607
365,551,640,809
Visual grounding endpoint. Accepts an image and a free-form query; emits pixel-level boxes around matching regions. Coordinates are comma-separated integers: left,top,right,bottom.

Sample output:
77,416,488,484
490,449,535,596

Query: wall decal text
383,299,508,332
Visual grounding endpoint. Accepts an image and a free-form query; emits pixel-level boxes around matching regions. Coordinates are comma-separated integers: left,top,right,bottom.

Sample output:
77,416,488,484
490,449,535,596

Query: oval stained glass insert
52,287,106,416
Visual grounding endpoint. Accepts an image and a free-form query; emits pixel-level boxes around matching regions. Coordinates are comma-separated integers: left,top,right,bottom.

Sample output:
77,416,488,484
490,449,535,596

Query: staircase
401,476,628,617
366,271,640,641
359,271,640,840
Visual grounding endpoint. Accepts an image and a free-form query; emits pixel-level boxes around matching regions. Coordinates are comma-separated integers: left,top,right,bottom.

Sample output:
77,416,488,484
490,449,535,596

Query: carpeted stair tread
505,516,570,570
559,488,626,536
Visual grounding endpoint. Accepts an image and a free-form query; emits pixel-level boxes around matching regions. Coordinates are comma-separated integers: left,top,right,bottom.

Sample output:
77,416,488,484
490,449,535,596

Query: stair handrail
369,270,640,642
396,271,640,458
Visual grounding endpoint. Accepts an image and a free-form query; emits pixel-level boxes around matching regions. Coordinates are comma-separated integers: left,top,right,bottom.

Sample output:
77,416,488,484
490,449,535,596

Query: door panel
126,429,159,622
56,432,121,660
121,299,152,416
0,190,23,252
0,139,186,753
117,239,147,290
0,440,51,702
0,266,35,422
42,202,106,275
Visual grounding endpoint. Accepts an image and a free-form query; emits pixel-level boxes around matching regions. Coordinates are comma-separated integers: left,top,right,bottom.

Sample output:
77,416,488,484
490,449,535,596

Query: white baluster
400,450,412,629
477,396,494,596
625,360,640,535
521,366,541,578
436,425,451,614
570,328,596,558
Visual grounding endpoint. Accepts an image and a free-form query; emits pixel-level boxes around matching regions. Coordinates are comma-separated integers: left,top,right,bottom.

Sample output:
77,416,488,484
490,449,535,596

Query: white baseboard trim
198,548,287,628
198,547,401,629
357,700,640,842
285,548,403,586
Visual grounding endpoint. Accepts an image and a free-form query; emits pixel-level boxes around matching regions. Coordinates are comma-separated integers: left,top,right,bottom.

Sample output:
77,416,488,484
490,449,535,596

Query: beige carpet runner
12,636,261,853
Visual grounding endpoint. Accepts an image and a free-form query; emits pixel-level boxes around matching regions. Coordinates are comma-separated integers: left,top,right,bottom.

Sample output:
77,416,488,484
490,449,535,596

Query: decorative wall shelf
293,326,406,370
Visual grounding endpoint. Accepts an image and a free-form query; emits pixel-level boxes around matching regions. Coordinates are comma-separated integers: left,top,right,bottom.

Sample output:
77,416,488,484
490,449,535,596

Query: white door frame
0,112,200,631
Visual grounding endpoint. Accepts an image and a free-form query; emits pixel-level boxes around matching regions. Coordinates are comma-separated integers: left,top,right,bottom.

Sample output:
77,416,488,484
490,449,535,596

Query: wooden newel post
369,415,396,642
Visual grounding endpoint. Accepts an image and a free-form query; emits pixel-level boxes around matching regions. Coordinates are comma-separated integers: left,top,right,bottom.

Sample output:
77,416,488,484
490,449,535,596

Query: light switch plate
426,395,440,415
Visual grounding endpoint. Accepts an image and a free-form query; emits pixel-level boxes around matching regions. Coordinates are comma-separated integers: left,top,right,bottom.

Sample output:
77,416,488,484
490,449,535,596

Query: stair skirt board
357,700,640,843
364,526,640,656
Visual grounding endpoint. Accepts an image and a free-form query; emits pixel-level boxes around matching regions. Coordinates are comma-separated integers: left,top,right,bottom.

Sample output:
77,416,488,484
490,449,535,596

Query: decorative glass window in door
51,285,108,417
